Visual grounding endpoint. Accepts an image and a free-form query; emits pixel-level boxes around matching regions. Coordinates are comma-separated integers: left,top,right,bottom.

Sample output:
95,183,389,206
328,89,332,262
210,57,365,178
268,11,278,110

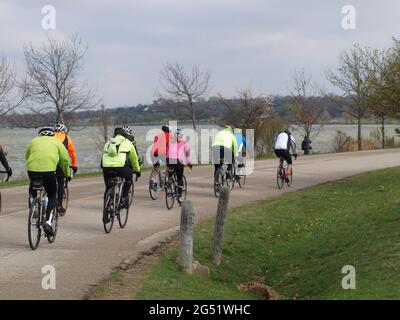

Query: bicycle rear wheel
165,175,176,210
59,183,69,217
277,168,284,189
103,189,115,233
149,169,161,200
28,199,41,250
214,169,223,198
177,175,187,207
47,208,59,243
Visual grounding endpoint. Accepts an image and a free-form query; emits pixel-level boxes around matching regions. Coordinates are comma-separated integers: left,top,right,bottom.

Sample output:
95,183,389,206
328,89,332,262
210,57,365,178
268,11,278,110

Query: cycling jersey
212,128,239,157
25,136,71,177
102,134,141,173
274,132,296,153
54,132,77,168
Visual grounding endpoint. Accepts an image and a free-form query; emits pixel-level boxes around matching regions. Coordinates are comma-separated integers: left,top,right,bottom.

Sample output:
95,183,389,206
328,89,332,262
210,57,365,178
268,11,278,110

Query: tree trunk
357,118,362,151
381,117,385,149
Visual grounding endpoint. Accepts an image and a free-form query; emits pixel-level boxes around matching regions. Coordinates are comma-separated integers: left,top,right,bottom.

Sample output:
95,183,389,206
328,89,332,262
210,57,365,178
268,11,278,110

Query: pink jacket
167,140,191,164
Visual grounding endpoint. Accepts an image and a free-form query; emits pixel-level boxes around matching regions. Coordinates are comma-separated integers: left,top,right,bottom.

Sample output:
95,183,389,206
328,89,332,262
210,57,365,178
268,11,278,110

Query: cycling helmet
284,129,292,135
234,128,242,134
55,123,68,133
38,127,55,136
114,127,127,137
161,125,170,133
122,125,133,136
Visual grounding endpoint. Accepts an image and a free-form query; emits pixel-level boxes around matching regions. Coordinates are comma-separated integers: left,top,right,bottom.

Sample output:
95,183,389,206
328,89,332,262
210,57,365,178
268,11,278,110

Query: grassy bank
96,167,400,300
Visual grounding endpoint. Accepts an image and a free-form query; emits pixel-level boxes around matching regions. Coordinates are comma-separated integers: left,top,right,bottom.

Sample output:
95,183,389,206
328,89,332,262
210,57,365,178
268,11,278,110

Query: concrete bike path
0,149,399,299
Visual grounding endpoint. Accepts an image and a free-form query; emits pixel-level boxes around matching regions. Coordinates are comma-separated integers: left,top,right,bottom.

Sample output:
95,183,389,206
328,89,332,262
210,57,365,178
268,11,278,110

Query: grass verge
95,167,400,300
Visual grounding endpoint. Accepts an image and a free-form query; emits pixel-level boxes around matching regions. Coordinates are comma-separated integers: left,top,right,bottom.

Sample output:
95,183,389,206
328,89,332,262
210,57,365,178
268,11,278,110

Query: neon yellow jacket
212,128,239,157
25,136,71,177
102,135,141,172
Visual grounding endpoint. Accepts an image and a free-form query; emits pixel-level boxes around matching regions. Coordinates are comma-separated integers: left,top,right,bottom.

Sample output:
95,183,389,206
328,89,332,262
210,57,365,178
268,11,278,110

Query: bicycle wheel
128,180,134,206
277,168,284,190
238,174,246,188
287,169,293,187
47,208,59,243
59,183,69,217
226,170,234,191
118,187,130,229
214,169,223,198
177,175,187,207
103,188,115,233
149,169,161,200
165,175,175,210
28,199,41,250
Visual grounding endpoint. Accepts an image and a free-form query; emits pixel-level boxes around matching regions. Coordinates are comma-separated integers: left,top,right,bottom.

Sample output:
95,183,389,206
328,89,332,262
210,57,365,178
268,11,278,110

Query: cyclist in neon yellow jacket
25,127,71,236
212,125,238,178
101,127,141,223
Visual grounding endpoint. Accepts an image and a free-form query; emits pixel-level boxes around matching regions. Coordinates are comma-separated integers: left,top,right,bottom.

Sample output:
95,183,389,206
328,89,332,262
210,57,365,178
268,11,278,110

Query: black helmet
114,127,127,137
38,127,55,136
284,129,292,135
161,125,170,133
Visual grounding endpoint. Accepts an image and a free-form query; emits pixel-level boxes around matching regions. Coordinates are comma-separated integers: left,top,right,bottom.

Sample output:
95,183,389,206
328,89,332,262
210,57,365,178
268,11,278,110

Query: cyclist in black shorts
274,129,297,181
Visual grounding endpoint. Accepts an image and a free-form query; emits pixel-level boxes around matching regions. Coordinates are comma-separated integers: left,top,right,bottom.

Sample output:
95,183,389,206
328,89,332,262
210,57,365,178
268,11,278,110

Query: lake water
1,124,399,178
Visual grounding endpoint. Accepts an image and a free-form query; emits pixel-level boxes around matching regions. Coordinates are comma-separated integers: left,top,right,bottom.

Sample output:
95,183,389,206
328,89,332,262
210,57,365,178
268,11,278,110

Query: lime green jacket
102,135,141,172
212,129,239,157
25,136,71,177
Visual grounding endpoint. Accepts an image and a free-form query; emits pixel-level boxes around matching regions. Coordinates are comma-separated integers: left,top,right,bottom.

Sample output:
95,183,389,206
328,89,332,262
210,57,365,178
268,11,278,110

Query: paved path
0,149,399,299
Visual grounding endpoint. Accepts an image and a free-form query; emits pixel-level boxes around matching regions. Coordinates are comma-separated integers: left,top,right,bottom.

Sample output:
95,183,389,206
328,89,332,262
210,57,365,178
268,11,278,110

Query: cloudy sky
0,0,399,107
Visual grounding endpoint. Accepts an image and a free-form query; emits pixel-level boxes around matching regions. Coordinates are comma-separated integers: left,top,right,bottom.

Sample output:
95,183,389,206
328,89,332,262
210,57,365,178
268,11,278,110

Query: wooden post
179,201,194,274
212,186,230,265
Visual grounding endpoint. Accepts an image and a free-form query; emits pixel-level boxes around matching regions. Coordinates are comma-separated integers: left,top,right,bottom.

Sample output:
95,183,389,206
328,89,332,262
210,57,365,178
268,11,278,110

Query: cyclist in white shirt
274,129,297,181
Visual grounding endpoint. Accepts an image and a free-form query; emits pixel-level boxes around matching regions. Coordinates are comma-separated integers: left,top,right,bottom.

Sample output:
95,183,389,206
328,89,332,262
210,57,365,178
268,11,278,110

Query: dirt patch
237,275,279,300
85,235,179,300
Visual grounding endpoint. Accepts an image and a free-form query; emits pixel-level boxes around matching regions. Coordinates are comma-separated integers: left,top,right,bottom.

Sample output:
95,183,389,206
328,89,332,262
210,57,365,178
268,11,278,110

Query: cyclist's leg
175,161,184,197
120,166,133,201
56,166,64,209
42,172,57,222
27,171,38,200
285,151,293,175
212,146,221,175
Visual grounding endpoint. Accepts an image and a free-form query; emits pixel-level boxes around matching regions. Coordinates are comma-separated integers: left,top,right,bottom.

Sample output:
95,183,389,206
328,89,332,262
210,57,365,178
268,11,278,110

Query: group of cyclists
0,122,298,238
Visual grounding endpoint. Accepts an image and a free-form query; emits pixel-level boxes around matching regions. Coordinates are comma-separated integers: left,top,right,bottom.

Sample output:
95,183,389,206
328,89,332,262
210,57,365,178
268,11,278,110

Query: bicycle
103,172,137,233
164,165,187,210
276,158,293,189
214,159,234,198
27,177,59,250
57,171,73,217
0,170,10,215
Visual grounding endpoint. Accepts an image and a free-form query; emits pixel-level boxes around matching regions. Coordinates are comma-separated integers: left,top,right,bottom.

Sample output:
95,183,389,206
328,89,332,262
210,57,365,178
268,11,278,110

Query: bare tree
218,88,275,151
94,104,110,153
18,33,97,127
289,69,326,153
158,62,210,131
0,54,25,119
326,44,375,151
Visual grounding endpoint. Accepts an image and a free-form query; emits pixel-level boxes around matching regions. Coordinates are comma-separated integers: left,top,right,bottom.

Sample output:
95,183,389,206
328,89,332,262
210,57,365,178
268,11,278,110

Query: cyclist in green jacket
101,127,141,223
212,125,239,179
25,127,71,236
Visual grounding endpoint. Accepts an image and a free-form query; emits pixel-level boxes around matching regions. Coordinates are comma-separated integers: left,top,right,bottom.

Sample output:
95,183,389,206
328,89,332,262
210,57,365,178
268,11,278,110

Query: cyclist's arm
67,136,78,168
57,141,71,177
128,143,141,173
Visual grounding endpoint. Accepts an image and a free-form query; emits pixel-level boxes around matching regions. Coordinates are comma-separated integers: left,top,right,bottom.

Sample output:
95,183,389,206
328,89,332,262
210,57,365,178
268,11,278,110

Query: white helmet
122,125,133,135
38,127,55,136
55,123,68,133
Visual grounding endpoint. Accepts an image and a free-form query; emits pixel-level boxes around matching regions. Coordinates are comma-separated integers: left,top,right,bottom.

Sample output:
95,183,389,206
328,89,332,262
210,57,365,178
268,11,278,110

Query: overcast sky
0,0,399,107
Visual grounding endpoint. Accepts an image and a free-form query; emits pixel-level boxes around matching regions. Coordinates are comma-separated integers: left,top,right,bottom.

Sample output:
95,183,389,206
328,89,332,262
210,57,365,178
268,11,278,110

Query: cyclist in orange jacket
54,123,77,214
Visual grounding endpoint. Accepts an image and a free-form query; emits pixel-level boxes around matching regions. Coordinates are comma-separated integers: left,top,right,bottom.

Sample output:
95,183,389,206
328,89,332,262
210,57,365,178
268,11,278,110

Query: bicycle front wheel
287,170,293,187
103,189,115,233
214,169,223,198
149,169,161,200
28,199,41,250
118,191,130,229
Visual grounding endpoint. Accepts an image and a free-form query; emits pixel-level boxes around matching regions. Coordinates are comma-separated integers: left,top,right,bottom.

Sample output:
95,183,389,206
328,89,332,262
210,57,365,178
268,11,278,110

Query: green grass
134,167,400,300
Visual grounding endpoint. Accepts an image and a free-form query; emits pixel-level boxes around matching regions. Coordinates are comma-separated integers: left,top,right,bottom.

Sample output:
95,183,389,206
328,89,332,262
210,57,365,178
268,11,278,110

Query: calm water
1,124,399,178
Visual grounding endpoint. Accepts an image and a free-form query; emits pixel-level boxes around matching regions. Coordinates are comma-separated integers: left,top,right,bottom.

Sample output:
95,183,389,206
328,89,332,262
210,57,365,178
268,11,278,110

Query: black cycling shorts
274,149,292,165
